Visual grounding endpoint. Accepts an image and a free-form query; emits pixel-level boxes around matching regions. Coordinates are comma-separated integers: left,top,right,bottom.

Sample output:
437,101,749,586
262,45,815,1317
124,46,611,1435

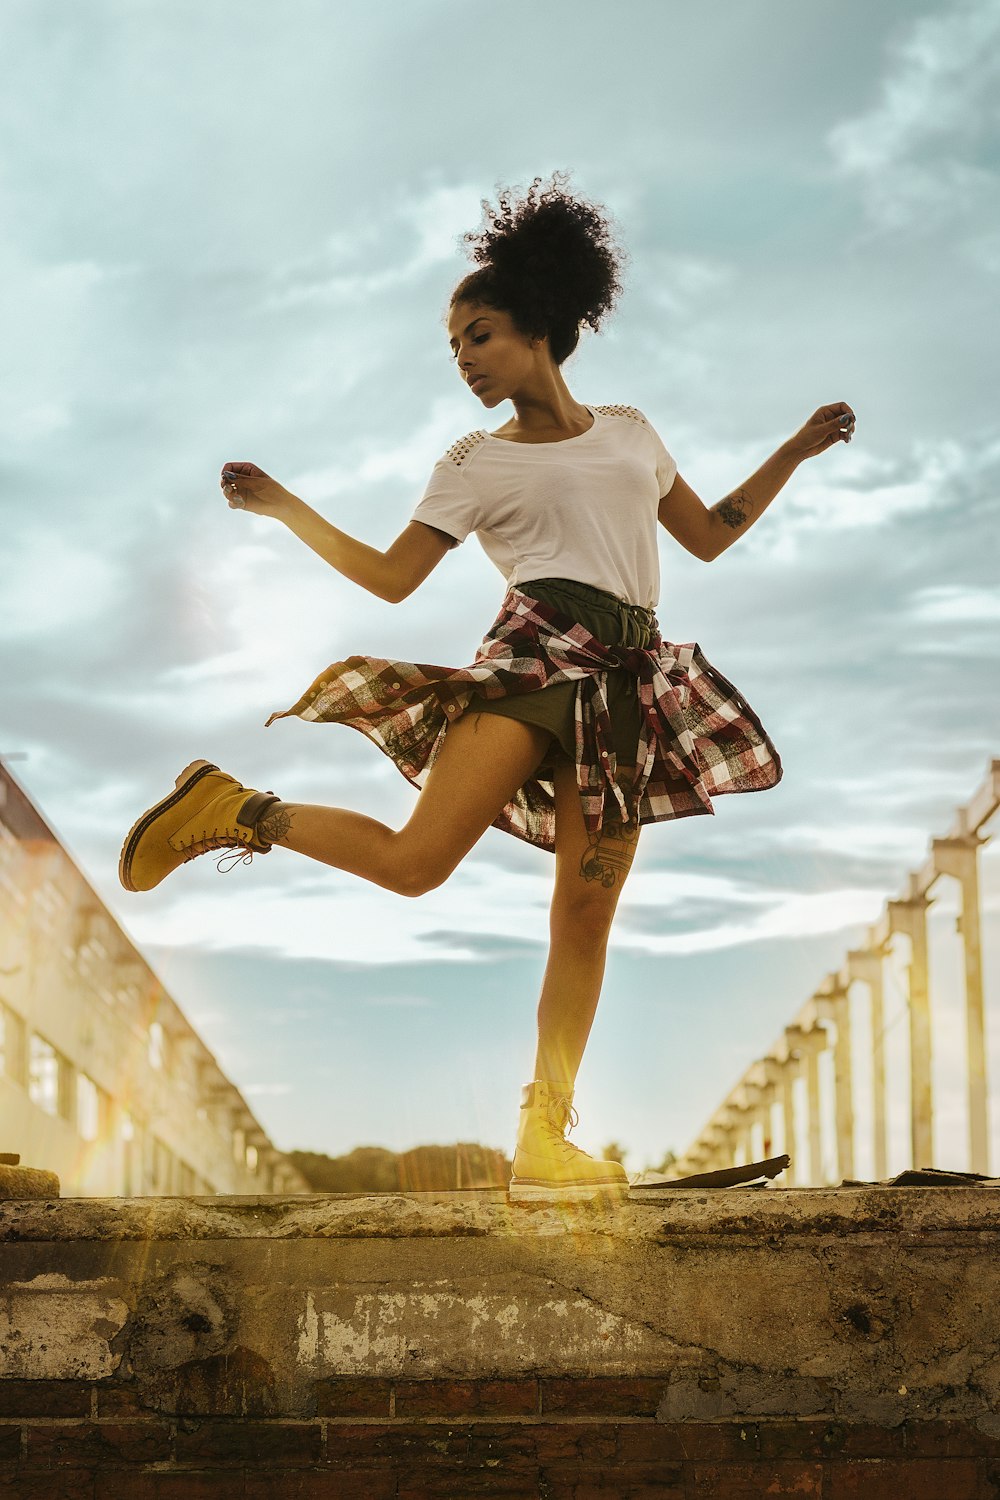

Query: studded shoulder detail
445,430,489,467
593,404,645,423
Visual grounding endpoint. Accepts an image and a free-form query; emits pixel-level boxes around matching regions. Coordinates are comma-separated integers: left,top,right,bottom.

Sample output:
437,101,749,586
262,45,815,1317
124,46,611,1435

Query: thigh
397,708,553,880
552,757,641,917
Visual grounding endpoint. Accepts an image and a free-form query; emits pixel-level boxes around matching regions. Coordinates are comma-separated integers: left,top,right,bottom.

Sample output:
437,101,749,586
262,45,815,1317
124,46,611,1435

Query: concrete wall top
2,1187,1000,1242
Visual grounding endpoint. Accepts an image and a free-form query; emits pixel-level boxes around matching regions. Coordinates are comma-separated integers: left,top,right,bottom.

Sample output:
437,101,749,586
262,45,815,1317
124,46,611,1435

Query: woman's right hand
220,461,293,518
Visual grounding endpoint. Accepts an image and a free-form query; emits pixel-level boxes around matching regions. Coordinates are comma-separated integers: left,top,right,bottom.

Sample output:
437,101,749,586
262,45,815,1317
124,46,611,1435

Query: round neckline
485,404,598,446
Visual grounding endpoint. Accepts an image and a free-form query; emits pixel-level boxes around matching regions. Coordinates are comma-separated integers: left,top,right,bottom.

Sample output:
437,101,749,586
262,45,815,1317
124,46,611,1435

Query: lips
469,376,488,393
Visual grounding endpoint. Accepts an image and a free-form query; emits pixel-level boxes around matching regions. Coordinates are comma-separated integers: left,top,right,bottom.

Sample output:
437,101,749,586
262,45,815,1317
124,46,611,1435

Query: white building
0,759,310,1196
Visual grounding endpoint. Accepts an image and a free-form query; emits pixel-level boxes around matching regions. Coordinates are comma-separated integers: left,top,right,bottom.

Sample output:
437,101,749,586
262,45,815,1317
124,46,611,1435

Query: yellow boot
119,760,282,892
508,1080,629,1202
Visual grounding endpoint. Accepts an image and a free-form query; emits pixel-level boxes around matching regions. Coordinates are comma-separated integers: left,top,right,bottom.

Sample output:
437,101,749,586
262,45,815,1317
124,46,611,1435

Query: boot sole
118,759,219,892
508,1177,630,1203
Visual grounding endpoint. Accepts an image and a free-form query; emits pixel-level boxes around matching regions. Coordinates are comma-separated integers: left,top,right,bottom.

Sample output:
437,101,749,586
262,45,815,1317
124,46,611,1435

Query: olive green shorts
466,576,657,775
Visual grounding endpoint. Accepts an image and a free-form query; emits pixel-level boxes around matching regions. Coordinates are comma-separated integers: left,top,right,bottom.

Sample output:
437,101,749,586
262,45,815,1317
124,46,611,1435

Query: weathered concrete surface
1,1189,999,1431
0,1163,60,1199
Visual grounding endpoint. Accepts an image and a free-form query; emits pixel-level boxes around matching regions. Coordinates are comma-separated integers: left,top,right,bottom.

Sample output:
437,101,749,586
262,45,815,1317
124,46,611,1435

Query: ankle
255,799,295,848
530,1076,575,1096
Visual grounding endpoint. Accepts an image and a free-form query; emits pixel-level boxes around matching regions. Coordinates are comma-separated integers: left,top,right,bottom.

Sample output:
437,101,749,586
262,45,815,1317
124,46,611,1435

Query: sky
2,0,999,1177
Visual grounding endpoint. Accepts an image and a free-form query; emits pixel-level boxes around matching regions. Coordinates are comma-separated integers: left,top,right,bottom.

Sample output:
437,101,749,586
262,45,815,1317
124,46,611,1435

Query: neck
508,381,590,436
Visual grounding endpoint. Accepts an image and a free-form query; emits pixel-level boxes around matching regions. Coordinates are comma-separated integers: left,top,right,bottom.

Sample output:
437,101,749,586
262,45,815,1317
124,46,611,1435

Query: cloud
827,0,1000,239
258,183,483,313
907,585,1000,624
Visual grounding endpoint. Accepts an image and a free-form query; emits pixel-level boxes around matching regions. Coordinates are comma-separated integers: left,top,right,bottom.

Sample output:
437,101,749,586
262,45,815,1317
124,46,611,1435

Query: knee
551,895,617,944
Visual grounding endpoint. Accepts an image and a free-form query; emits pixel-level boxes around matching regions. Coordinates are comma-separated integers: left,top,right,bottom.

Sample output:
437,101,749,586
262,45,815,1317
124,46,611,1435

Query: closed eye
450,334,489,362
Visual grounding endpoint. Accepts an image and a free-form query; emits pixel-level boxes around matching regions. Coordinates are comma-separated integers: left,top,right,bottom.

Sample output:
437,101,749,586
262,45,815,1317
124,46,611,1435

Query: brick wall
1,1376,998,1497
3,1191,1000,1496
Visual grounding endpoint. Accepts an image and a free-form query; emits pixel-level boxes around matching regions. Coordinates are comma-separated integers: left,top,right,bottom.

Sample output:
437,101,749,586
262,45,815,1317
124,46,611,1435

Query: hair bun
450,170,628,365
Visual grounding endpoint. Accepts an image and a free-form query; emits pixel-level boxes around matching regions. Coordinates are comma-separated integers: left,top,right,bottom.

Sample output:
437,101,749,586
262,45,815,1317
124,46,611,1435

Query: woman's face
446,299,542,408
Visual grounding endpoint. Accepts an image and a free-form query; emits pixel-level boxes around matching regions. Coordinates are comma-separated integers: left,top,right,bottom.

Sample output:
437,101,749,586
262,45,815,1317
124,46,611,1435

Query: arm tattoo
580,812,639,890
257,804,295,846
714,488,754,530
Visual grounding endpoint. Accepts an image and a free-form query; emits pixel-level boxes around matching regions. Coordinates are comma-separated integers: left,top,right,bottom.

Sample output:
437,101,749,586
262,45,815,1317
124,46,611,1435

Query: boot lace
178,829,256,874
550,1093,579,1136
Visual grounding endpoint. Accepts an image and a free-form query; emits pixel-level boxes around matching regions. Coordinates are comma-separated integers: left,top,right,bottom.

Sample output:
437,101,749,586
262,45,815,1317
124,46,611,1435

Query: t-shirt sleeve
635,409,678,497
410,456,481,546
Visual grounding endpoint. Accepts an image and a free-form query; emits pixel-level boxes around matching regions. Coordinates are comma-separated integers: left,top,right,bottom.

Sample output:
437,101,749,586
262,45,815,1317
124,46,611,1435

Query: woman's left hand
220,461,292,518
784,403,856,464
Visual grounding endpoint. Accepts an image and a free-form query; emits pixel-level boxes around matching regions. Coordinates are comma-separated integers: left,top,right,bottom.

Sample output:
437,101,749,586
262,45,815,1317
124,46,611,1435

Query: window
77,1074,100,1141
148,1021,165,1071
245,1144,258,1173
28,1034,59,1115
34,879,67,933
5,1005,26,1084
151,1136,173,1193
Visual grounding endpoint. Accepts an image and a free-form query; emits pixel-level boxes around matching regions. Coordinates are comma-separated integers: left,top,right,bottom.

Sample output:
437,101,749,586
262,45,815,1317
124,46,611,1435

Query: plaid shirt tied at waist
265,586,782,853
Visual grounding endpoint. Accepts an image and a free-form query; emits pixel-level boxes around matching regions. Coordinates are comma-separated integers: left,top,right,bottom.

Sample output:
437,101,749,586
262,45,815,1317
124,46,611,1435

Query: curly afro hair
449,170,629,366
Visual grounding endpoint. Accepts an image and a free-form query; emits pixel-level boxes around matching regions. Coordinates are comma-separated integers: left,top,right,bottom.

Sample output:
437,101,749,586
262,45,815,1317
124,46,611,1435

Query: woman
119,172,855,1202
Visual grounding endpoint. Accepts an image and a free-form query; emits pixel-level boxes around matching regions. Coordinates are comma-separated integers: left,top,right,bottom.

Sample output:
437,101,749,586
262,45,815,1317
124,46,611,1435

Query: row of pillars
675,827,991,1185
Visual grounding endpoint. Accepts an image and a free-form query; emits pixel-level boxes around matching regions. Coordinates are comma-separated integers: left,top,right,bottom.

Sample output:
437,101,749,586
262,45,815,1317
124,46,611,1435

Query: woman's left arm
658,402,856,562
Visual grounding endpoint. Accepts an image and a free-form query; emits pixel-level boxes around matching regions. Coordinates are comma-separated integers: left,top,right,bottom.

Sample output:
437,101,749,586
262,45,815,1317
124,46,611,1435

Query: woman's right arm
218,462,453,602
281,497,454,602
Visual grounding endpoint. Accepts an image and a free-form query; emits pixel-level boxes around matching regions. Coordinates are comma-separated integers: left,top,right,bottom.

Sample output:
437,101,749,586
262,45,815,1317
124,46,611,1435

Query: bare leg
256,710,552,897
533,761,641,1089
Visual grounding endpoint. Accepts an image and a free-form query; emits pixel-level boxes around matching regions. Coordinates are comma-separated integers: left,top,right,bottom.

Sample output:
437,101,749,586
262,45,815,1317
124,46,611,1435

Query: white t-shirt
409,403,678,609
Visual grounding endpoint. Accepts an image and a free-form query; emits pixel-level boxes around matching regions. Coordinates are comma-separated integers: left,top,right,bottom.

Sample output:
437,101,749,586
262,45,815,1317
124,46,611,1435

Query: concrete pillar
888,895,933,1169
798,1027,829,1186
701,1128,722,1170
712,1112,736,1169
742,1081,768,1161
759,1059,783,1157
848,947,889,1181
813,983,854,1184
932,835,989,1175
781,1030,806,1185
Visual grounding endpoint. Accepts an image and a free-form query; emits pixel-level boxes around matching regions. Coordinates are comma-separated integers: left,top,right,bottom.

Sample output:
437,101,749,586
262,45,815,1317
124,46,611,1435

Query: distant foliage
287,1143,512,1193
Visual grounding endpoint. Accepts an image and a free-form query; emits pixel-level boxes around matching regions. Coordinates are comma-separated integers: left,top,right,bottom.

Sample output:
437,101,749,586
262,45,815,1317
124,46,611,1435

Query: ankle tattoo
257,802,295,845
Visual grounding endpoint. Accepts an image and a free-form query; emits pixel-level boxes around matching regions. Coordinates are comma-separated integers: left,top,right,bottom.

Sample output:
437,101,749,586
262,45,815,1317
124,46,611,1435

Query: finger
222,461,266,479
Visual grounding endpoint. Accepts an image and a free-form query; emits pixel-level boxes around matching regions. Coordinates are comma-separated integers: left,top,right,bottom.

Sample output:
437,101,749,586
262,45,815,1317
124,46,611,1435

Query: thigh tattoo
579,809,639,890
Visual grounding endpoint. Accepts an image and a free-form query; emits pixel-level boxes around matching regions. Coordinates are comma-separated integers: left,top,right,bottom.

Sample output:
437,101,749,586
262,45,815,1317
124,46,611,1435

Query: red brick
397,1474,550,1499
0,1380,93,1417
0,1469,95,1500
540,1376,669,1417
96,1473,246,1499
900,1419,999,1457
616,1422,758,1463
688,1461,823,1496
247,1473,396,1500
464,1422,620,1467
0,1433,20,1465
756,1419,905,1460
544,1471,685,1499
24,1420,171,1467
96,1385,152,1419
325,1423,471,1465
314,1378,393,1417
824,1457,984,1498
394,1378,538,1418
175,1420,322,1467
